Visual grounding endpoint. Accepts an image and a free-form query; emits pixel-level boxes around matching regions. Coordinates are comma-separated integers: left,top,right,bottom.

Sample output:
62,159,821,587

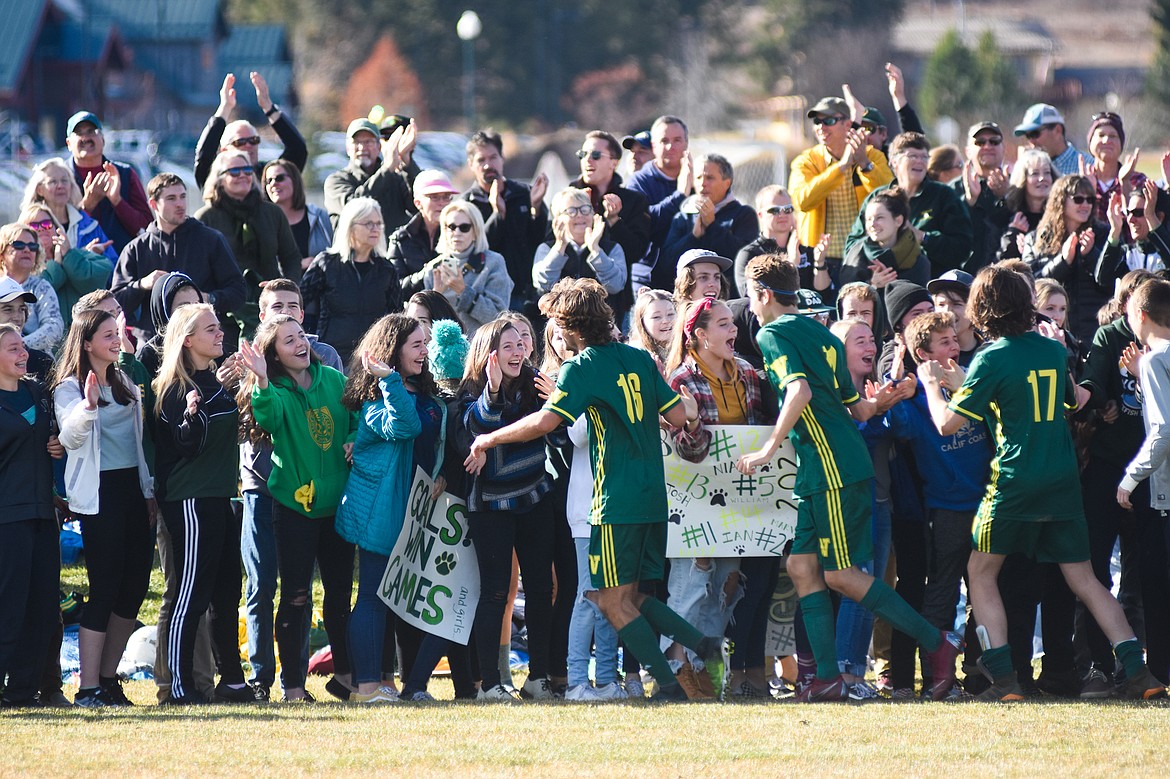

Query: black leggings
469,498,556,689
272,501,354,689
78,468,153,632
162,497,244,699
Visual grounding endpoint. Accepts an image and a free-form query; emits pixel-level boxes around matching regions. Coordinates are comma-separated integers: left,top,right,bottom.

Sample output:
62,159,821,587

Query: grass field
3,684,1170,777
14,565,1169,777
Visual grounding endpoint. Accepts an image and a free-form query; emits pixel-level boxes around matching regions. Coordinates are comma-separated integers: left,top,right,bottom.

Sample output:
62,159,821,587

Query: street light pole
457,10,482,132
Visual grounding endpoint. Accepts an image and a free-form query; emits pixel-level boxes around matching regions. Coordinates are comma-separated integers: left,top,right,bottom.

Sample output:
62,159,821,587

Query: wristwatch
265,104,281,119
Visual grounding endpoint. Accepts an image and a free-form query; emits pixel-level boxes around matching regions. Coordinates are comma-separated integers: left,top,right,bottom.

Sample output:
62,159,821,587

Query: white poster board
379,467,479,645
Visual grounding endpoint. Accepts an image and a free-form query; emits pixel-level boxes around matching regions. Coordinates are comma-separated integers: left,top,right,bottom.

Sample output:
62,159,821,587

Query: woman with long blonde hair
151,304,256,705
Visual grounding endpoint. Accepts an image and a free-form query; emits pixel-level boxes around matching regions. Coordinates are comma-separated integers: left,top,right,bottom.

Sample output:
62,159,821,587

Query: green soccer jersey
757,314,874,497
545,341,680,525
948,331,1083,522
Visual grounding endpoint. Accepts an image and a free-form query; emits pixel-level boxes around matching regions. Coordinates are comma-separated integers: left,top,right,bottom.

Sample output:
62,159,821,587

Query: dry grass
3,679,1170,778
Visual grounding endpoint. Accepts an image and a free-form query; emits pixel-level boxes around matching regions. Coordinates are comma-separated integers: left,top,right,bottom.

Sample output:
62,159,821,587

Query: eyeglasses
899,153,930,162
973,137,1003,147
43,177,70,187
1069,195,1097,206
861,123,878,133
575,150,613,161
812,116,845,127
1091,111,1122,123
222,166,254,178
230,136,262,148
1125,208,1145,218
422,192,454,202
766,205,795,216
1024,125,1056,140
1025,170,1051,180
444,222,473,234
8,240,38,252
29,219,54,231
562,205,594,217
355,220,384,231
265,174,289,185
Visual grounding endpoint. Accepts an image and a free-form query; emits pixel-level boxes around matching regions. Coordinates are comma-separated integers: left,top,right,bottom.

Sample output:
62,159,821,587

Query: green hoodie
251,362,357,518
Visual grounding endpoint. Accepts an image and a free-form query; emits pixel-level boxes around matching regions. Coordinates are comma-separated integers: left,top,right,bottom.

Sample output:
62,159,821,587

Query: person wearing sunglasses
1099,183,1170,286
20,157,118,265
261,159,333,271
567,131,650,322
0,224,63,353
194,71,307,192
845,132,973,278
300,196,403,365
533,187,627,312
388,170,460,297
790,97,893,285
17,204,112,334
660,154,758,297
64,111,152,255
957,122,1012,272
196,150,302,349
423,201,512,333
1024,174,1109,343
325,117,421,238
734,185,831,301
1013,103,1091,177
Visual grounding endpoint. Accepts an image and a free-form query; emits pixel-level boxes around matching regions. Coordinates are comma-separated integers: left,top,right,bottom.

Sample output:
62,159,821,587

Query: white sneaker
351,686,399,704
565,683,595,701
520,677,555,701
625,677,645,698
592,682,628,701
476,683,522,703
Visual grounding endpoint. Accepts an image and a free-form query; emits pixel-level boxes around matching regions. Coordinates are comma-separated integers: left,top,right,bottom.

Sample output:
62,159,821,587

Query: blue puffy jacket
335,373,446,555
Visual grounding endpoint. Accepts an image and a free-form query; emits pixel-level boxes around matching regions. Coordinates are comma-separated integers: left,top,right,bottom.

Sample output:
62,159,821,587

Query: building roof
217,25,294,106
0,0,50,94
86,0,224,42
892,16,1057,57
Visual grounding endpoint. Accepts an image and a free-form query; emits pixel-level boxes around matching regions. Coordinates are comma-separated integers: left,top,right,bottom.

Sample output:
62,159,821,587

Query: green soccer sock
1114,638,1145,679
859,579,941,651
799,590,841,680
980,645,1014,679
618,616,681,692
639,597,704,650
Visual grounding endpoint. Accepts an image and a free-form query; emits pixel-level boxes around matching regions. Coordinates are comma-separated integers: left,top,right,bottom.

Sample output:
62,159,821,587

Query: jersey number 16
617,373,643,423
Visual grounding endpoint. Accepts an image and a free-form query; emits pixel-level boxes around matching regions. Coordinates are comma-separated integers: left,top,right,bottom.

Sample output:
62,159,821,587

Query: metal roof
892,17,1057,57
0,0,49,93
87,0,223,41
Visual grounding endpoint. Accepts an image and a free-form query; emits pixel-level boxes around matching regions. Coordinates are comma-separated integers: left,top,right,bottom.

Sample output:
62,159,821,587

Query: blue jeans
836,498,892,677
567,537,619,687
347,547,392,685
663,557,743,670
241,490,310,687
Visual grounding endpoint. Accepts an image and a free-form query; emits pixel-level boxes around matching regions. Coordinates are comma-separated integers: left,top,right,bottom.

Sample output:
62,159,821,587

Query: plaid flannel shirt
667,356,773,463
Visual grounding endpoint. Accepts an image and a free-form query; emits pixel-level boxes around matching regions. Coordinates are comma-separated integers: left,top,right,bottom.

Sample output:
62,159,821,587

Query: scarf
216,189,280,284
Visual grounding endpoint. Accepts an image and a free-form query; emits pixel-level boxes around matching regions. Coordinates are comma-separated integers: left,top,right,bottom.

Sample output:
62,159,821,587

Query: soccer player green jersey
948,331,1083,522
545,341,681,525
757,314,874,497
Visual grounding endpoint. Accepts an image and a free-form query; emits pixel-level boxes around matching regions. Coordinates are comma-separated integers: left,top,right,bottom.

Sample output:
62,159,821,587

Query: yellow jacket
789,145,893,249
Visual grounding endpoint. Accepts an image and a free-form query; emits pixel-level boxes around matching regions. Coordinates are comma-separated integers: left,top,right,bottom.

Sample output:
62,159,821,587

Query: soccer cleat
1119,667,1168,700
351,686,399,704
674,662,716,700
477,683,522,703
974,660,1025,702
925,630,965,701
796,675,849,703
1079,667,1113,700
520,677,556,701
694,636,725,664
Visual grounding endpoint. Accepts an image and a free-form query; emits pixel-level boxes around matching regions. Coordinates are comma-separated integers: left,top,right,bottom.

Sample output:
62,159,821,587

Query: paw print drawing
709,489,728,507
434,551,458,575
668,510,685,525
734,544,746,555
758,463,772,473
